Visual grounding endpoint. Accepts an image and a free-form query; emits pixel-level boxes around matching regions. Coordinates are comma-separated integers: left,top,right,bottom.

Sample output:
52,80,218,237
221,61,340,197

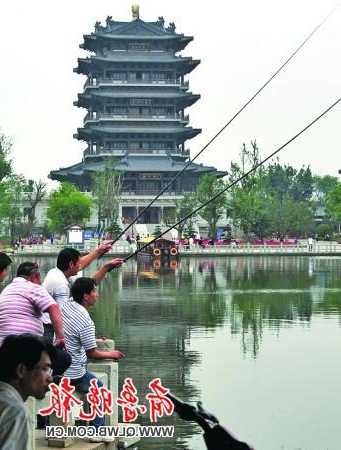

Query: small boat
137,237,179,260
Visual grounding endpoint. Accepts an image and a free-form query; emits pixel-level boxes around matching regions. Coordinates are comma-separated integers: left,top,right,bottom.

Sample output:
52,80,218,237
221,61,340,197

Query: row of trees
0,131,122,240
168,141,341,239
1,130,341,241
0,132,47,240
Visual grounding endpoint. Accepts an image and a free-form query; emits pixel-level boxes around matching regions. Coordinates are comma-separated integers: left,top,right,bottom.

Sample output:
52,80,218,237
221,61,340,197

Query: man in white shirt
0,334,55,450
43,243,124,341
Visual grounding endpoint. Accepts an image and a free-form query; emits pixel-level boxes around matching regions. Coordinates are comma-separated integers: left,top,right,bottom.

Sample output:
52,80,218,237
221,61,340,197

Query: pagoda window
107,142,127,150
129,107,139,116
107,71,126,80
129,42,150,51
151,72,166,81
130,98,152,107
154,107,166,116
130,142,139,150
112,107,127,115
128,72,137,81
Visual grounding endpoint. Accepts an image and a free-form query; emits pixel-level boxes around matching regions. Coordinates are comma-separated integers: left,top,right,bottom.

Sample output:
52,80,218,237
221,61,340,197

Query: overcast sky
0,0,340,187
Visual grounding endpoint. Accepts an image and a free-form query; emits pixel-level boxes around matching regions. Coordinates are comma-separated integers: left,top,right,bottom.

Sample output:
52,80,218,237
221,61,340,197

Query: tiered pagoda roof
50,7,224,190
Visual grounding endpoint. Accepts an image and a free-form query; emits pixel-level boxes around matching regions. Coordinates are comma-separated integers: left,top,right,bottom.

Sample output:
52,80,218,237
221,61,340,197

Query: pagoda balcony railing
121,190,183,196
126,148,190,156
84,148,190,157
84,112,189,123
84,148,126,158
83,78,189,89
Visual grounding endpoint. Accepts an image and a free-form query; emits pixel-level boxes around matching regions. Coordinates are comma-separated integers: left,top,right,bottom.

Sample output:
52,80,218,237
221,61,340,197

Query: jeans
71,371,105,429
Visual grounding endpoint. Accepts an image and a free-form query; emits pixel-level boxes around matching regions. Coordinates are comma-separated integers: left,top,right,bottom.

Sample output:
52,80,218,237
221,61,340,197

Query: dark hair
71,277,97,304
0,334,56,382
0,252,12,272
57,248,81,272
17,262,39,278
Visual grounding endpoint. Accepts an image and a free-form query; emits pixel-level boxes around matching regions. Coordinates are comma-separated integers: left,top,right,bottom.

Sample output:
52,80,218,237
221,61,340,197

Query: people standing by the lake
308,236,314,252
0,334,55,450
0,252,12,283
62,277,124,442
42,242,124,342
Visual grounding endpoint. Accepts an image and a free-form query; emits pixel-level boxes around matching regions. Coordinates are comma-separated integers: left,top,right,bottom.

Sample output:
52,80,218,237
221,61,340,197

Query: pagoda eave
75,56,200,76
81,34,193,52
49,156,226,182
74,126,201,141
75,92,200,109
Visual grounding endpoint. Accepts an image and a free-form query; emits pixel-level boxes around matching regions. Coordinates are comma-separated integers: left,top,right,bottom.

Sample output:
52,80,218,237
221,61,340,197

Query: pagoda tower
50,6,224,225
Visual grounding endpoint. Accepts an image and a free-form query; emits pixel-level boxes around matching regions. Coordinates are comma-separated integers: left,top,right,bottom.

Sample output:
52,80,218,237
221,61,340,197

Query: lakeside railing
179,243,341,254
14,242,341,256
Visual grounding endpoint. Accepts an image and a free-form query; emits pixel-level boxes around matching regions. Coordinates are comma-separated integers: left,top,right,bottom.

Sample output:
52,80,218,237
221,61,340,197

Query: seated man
0,262,70,377
0,334,55,450
0,252,12,283
62,277,124,438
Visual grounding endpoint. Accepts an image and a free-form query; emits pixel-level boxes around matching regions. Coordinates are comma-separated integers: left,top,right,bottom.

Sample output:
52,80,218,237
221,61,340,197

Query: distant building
50,6,225,231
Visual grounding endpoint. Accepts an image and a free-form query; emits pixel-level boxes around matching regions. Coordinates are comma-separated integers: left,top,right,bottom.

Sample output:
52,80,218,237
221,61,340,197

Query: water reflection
11,255,341,450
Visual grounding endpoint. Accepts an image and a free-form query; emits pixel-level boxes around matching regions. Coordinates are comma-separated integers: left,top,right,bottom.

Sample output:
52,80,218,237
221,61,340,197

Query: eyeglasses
33,366,53,376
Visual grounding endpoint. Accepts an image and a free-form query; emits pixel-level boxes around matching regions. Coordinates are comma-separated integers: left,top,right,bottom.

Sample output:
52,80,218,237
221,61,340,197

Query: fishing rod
110,4,339,245
123,96,341,261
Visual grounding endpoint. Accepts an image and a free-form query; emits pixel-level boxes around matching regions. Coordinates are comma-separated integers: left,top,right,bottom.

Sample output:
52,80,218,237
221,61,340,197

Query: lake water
13,256,341,449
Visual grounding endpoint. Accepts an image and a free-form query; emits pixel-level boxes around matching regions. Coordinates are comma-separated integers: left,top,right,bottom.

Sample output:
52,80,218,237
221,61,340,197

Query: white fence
14,242,341,256
179,243,341,255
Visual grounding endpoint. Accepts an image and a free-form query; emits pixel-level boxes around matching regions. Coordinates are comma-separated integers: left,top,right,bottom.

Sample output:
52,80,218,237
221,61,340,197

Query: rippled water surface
15,256,341,449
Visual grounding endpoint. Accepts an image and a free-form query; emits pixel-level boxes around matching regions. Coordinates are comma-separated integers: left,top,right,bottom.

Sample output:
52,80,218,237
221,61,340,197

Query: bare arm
91,258,125,284
47,304,64,343
86,348,125,360
78,240,114,270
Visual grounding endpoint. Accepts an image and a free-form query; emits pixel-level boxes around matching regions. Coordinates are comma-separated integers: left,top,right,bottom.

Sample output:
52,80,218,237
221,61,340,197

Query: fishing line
124,96,341,261
110,3,340,245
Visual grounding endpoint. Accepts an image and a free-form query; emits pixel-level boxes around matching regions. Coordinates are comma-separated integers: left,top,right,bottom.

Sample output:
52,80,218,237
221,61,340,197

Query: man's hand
110,350,125,360
96,240,114,257
54,337,65,348
104,258,125,272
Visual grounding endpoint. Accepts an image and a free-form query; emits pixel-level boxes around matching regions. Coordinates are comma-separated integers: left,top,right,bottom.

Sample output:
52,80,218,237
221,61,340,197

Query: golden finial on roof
131,4,140,20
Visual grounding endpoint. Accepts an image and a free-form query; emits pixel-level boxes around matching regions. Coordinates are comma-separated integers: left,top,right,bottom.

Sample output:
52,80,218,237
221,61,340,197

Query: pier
26,339,139,450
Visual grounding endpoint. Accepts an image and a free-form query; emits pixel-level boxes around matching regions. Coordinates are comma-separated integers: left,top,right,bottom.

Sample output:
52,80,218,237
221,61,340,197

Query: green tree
228,141,268,238
167,193,198,238
228,143,315,238
0,175,25,240
153,224,162,237
183,222,197,238
91,158,122,230
46,183,93,233
23,179,47,233
326,183,341,224
0,131,12,182
314,175,338,201
315,223,333,239
229,187,269,239
267,195,313,237
105,210,122,240
197,174,226,239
